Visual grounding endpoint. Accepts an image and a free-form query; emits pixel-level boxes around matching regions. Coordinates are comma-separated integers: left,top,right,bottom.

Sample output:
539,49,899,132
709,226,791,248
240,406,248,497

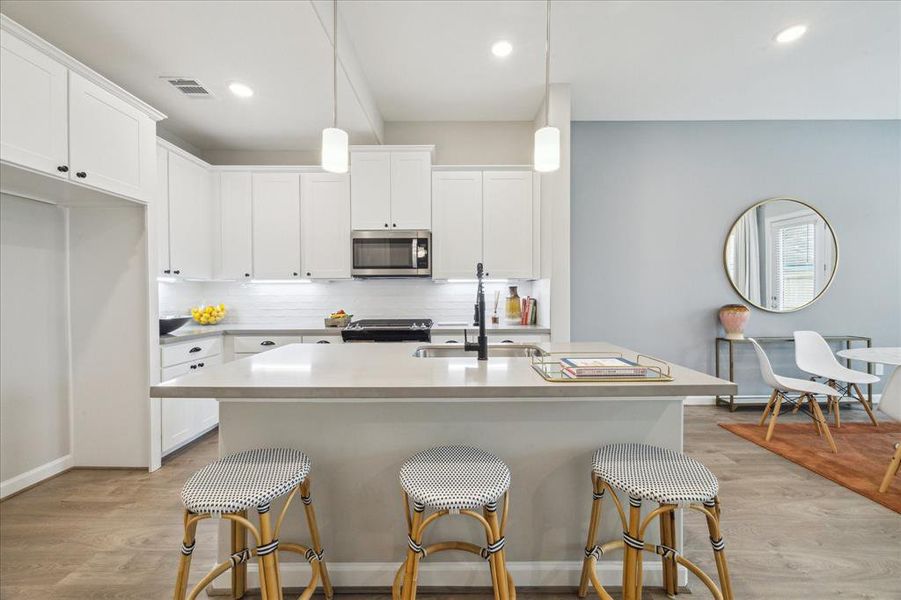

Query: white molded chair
794,331,879,427
749,338,838,453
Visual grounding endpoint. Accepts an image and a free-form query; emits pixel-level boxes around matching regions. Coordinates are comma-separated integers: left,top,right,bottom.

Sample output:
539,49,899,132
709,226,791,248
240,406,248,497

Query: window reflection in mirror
725,199,838,312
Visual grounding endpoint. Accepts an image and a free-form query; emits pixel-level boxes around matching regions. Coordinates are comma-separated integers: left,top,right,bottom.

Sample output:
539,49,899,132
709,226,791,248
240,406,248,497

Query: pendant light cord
333,0,338,129
544,0,551,127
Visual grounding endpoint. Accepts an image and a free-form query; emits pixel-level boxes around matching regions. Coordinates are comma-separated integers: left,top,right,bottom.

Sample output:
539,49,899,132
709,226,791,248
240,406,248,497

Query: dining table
837,347,901,421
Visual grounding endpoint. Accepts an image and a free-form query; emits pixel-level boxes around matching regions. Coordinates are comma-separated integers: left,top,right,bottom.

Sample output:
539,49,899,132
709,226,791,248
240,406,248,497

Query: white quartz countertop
150,341,736,399
159,321,550,345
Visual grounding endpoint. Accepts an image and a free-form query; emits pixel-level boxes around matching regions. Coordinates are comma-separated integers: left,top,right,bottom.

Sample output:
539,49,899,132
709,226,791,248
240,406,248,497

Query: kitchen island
151,341,735,591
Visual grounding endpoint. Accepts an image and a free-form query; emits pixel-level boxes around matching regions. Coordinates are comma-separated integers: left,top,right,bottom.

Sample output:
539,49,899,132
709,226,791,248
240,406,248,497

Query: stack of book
559,357,649,379
520,296,537,325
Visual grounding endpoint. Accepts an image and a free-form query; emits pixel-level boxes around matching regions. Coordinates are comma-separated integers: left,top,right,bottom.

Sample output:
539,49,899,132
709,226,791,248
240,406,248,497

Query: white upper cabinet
432,171,483,279
68,72,155,201
350,151,391,229
390,152,431,229
482,171,534,279
350,147,432,230
252,172,301,280
156,145,170,275
301,172,351,279
0,30,68,177
167,151,212,279
218,172,253,280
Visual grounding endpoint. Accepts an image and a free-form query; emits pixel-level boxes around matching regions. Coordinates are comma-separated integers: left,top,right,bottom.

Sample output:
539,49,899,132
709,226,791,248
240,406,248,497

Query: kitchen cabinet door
193,354,221,431
156,146,171,275
68,72,155,201
431,171,482,279
350,151,390,230
390,151,431,229
301,172,351,279
160,362,193,453
252,172,301,279
218,172,253,280
0,30,68,177
168,151,213,279
482,171,533,279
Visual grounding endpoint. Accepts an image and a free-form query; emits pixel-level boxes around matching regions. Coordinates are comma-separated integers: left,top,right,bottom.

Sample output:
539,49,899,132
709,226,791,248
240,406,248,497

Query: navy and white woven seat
592,443,718,504
399,445,511,510
181,448,311,514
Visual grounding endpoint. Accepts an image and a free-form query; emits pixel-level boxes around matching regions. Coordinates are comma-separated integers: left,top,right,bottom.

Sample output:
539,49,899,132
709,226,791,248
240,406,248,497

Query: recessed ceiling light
491,40,513,58
228,82,254,98
775,24,807,44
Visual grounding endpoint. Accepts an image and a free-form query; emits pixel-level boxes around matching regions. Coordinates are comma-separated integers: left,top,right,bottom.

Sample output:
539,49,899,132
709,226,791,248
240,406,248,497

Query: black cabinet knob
392,223,397,227
384,223,388,228
244,273,250,277
198,362,204,367
163,269,171,274
306,272,311,276
75,171,87,178
190,364,197,369
293,272,298,276
173,270,180,275
57,165,69,172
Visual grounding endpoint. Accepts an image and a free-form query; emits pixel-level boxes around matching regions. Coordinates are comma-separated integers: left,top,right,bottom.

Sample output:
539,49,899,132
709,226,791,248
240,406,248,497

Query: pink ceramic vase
719,304,750,340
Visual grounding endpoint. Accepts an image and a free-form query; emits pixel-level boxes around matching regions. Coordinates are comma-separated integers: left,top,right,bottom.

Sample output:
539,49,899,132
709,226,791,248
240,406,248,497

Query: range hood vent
161,77,213,98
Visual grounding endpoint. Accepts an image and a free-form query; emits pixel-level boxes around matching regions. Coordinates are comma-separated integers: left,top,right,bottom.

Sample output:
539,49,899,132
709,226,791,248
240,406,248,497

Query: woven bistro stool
393,445,515,600
578,444,733,600
173,448,333,600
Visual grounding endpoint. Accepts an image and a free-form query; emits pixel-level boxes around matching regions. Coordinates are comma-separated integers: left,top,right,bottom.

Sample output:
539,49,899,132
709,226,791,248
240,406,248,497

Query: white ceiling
1,1,897,153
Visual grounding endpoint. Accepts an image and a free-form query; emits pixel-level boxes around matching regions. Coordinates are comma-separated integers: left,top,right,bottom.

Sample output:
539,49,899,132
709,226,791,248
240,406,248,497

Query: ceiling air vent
161,77,213,98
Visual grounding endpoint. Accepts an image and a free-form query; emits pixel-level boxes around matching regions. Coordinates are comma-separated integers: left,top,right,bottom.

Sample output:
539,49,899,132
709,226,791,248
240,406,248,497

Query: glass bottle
505,286,521,324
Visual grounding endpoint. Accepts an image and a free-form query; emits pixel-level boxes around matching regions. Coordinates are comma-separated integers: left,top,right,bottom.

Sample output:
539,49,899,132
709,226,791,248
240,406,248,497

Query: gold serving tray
531,352,674,383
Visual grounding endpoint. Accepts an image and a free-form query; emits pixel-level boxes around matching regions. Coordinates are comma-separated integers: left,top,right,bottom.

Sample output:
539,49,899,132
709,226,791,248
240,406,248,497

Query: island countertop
150,341,736,399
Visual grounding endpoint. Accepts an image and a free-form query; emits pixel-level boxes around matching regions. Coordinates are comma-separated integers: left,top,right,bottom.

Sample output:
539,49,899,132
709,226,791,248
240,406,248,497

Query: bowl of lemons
191,304,227,326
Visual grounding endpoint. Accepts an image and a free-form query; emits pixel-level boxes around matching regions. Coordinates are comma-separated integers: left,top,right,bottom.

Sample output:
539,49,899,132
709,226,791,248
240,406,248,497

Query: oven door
351,230,431,277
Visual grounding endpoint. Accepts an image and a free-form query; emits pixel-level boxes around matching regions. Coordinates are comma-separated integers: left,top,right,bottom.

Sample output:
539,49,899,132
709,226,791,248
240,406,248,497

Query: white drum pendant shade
321,127,348,173
533,126,560,173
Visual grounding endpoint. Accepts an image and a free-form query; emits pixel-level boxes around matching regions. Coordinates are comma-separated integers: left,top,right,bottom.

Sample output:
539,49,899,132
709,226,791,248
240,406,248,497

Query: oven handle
411,238,418,268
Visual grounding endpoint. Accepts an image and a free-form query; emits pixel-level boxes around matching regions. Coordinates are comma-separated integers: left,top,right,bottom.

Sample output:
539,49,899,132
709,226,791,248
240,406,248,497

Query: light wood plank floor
1,406,898,599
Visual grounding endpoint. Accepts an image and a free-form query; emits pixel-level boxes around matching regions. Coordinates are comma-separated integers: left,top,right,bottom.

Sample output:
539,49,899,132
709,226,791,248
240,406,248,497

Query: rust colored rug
719,422,901,513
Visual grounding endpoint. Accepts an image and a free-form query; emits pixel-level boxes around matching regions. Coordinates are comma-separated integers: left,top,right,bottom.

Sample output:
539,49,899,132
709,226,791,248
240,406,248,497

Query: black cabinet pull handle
260,340,276,346
198,362,204,367
57,165,69,172
501,339,514,344
316,340,330,344
189,346,202,353
163,269,171,274
173,270,180,275
75,171,87,178
190,364,197,369
446,340,460,344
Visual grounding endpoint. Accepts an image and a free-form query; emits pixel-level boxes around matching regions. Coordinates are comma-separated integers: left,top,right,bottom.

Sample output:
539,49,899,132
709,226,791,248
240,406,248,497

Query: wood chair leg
851,383,879,426
764,393,783,442
703,500,734,600
174,511,199,600
759,390,778,426
878,444,901,493
810,398,838,453
806,396,823,437
300,479,333,599
256,506,282,600
579,477,605,597
485,505,511,600
230,510,248,599
659,505,678,597
621,497,643,600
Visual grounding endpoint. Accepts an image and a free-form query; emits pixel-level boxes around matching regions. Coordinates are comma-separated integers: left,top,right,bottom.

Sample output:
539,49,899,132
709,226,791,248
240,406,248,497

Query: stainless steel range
341,318,433,343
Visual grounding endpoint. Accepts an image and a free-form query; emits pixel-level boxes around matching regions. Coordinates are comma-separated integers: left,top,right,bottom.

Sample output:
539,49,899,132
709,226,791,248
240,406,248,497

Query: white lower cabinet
160,341,221,455
302,334,344,344
431,332,549,344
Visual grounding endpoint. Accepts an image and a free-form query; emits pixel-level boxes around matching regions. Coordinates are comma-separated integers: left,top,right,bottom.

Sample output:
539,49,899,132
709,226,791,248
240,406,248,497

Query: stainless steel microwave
351,230,431,277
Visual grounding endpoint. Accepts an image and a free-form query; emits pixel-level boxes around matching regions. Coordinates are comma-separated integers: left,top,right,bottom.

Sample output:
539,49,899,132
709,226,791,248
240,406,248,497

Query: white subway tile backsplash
159,280,535,325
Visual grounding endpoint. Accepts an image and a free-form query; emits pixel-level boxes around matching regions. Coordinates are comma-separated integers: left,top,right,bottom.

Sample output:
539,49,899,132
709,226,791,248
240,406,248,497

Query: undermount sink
413,344,547,358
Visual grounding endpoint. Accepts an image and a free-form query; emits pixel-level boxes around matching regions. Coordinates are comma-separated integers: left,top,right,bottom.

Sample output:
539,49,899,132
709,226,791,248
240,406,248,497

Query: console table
714,335,873,411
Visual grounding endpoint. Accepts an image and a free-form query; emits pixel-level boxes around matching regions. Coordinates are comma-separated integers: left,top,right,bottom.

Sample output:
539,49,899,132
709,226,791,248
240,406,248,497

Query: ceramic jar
719,304,750,340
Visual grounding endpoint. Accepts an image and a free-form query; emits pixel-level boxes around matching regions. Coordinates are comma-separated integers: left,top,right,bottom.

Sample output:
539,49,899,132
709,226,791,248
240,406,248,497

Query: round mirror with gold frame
724,198,839,313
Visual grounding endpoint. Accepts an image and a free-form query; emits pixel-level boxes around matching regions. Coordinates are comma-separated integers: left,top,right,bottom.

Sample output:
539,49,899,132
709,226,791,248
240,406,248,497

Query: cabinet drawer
233,335,303,354
160,353,222,382
488,333,548,344
302,334,344,344
161,336,222,368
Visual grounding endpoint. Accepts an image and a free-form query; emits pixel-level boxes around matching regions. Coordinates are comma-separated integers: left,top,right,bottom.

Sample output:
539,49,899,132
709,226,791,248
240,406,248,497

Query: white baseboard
0,453,73,499
209,560,687,592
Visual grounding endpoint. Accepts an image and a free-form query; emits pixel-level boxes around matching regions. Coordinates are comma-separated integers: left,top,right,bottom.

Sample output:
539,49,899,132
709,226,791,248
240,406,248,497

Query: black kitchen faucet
464,262,488,360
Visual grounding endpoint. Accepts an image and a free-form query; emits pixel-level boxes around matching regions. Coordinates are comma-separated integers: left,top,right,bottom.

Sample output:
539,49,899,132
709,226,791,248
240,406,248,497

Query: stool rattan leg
256,505,281,600
484,502,510,600
622,497,643,600
400,504,424,600
299,479,333,599
174,510,199,600
658,504,677,596
231,510,248,598
578,475,605,598
701,500,733,600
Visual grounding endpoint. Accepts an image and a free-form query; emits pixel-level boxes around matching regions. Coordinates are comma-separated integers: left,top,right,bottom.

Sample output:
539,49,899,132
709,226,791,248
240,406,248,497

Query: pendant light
533,0,560,173
321,0,348,173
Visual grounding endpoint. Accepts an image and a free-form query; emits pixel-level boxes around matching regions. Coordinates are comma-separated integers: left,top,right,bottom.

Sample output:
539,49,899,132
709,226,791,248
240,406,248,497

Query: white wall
0,194,72,494
384,121,533,165
160,279,537,326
